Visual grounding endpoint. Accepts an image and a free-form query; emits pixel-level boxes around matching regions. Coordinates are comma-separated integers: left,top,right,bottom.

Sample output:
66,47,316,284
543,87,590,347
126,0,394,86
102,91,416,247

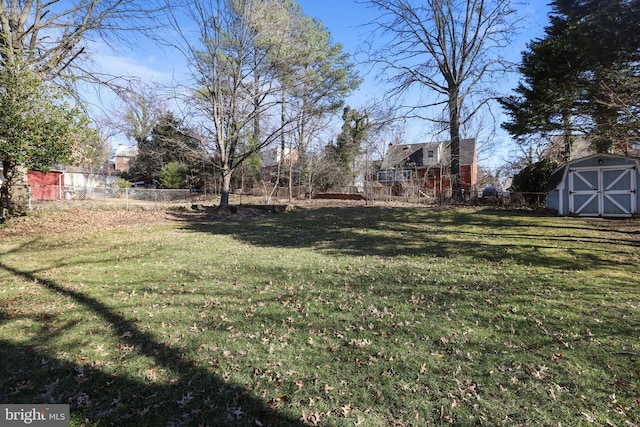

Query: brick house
377,139,477,197
114,144,138,173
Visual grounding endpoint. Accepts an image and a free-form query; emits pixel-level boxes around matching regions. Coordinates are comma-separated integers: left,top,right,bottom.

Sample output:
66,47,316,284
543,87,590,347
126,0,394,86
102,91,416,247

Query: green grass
0,206,638,426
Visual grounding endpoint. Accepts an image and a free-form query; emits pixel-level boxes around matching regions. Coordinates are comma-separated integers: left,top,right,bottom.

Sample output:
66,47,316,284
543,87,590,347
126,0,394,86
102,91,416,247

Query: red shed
28,171,64,200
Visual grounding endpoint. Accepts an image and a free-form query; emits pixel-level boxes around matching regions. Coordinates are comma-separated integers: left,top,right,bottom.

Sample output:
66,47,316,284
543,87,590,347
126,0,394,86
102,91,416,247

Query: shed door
568,165,637,217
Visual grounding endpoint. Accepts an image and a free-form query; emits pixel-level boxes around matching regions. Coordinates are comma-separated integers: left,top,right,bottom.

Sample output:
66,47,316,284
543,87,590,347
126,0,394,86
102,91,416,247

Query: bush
109,178,132,198
160,162,187,189
511,158,558,193
115,178,132,189
511,159,558,206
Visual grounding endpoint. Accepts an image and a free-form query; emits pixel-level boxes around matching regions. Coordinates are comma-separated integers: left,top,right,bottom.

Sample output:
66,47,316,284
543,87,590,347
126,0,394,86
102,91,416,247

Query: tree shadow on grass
0,260,306,427
171,206,639,273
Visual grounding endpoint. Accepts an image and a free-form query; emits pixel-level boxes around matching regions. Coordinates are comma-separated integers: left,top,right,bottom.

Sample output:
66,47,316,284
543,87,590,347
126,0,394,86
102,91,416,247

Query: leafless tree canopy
362,0,517,122
361,0,519,187
163,0,359,206
0,0,163,82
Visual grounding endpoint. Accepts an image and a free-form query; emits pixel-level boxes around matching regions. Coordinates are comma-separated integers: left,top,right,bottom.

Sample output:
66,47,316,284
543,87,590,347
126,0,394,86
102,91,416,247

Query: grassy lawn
0,206,638,426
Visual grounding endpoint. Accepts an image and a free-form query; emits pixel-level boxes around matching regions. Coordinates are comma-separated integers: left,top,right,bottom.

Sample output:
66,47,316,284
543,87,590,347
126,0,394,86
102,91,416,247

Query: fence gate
568,165,637,217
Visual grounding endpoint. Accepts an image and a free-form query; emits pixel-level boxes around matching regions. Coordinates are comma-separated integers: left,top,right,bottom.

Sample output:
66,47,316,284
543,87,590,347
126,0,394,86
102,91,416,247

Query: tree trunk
448,93,462,201
219,168,233,207
1,157,16,217
288,139,294,202
562,113,573,162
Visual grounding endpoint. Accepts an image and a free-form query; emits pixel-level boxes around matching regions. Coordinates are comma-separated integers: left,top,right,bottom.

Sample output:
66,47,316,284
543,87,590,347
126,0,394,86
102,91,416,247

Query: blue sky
293,1,553,167
94,0,553,169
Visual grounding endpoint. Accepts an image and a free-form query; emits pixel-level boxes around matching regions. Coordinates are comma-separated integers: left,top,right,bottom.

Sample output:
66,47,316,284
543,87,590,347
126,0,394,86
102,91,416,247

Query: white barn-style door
568,165,637,217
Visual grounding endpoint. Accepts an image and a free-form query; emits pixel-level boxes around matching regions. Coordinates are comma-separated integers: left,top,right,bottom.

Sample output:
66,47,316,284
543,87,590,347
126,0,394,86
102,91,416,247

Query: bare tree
108,82,166,146
361,0,518,198
167,0,358,207
167,0,295,207
70,125,111,172
0,0,163,83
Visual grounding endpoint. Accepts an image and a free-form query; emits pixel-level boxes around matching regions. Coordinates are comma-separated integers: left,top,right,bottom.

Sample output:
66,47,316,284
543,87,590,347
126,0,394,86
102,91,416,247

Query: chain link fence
27,186,210,209
23,184,548,211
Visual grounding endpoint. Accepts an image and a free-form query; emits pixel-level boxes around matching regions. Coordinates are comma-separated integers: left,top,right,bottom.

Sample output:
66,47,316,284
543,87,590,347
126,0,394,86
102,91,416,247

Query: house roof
381,142,439,169
114,144,138,157
381,139,476,170
546,135,640,161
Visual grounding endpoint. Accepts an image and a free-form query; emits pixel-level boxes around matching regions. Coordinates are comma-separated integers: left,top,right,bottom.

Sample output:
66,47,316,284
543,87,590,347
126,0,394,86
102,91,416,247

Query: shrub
160,162,187,189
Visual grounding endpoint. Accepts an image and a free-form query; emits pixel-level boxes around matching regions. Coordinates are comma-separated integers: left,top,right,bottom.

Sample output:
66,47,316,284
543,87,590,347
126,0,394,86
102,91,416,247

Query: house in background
260,146,299,183
544,135,595,162
114,144,138,173
377,138,477,197
545,135,640,162
60,166,117,196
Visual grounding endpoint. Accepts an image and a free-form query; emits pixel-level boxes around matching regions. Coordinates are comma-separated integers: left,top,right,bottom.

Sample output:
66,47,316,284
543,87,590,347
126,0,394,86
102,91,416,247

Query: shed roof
546,153,640,192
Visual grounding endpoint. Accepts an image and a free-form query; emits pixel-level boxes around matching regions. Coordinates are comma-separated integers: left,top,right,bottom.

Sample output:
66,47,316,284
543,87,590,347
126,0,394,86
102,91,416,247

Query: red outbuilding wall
28,171,64,201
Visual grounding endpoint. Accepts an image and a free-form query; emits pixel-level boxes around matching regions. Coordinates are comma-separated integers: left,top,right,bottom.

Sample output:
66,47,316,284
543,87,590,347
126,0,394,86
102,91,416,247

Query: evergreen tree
501,0,640,156
130,112,205,184
331,107,370,170
323,106,370,190
511,158,559,206
159,162,187,189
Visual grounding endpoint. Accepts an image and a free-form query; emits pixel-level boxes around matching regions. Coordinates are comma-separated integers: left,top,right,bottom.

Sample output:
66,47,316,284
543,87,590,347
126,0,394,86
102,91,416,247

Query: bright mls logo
1,405,69,426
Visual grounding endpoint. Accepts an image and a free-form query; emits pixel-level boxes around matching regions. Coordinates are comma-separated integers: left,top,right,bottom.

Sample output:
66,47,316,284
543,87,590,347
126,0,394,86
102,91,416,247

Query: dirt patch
313,193,366,201
0,205,296,238
0,207,174,238
180,204,296,222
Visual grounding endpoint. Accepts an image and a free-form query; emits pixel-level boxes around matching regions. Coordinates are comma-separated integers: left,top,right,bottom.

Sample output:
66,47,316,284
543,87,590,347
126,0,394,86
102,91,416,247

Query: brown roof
381,139,476,170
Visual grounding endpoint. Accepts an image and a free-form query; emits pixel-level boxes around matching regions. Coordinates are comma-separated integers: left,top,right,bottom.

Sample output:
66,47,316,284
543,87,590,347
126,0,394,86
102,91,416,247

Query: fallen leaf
339,404,353,417
232,406,244,420
177,392,194,408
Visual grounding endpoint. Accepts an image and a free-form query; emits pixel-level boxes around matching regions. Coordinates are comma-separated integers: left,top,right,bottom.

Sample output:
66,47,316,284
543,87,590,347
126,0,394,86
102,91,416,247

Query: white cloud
87,40,180,84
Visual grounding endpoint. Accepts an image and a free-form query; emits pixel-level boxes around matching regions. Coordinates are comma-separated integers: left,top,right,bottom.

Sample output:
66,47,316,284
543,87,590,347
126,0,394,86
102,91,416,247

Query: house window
395,170,412,181
427,150,434,158
377,170,412,182
377,170,394,182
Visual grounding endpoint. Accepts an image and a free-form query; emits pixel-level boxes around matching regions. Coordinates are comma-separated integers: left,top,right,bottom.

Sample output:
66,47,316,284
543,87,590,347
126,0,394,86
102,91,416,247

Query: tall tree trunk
448,93,462,201
288,139,294,202
281,90,287,201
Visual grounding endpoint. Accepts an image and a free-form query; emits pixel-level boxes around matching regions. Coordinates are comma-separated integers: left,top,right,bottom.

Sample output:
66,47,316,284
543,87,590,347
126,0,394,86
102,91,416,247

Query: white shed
546,154,640,217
